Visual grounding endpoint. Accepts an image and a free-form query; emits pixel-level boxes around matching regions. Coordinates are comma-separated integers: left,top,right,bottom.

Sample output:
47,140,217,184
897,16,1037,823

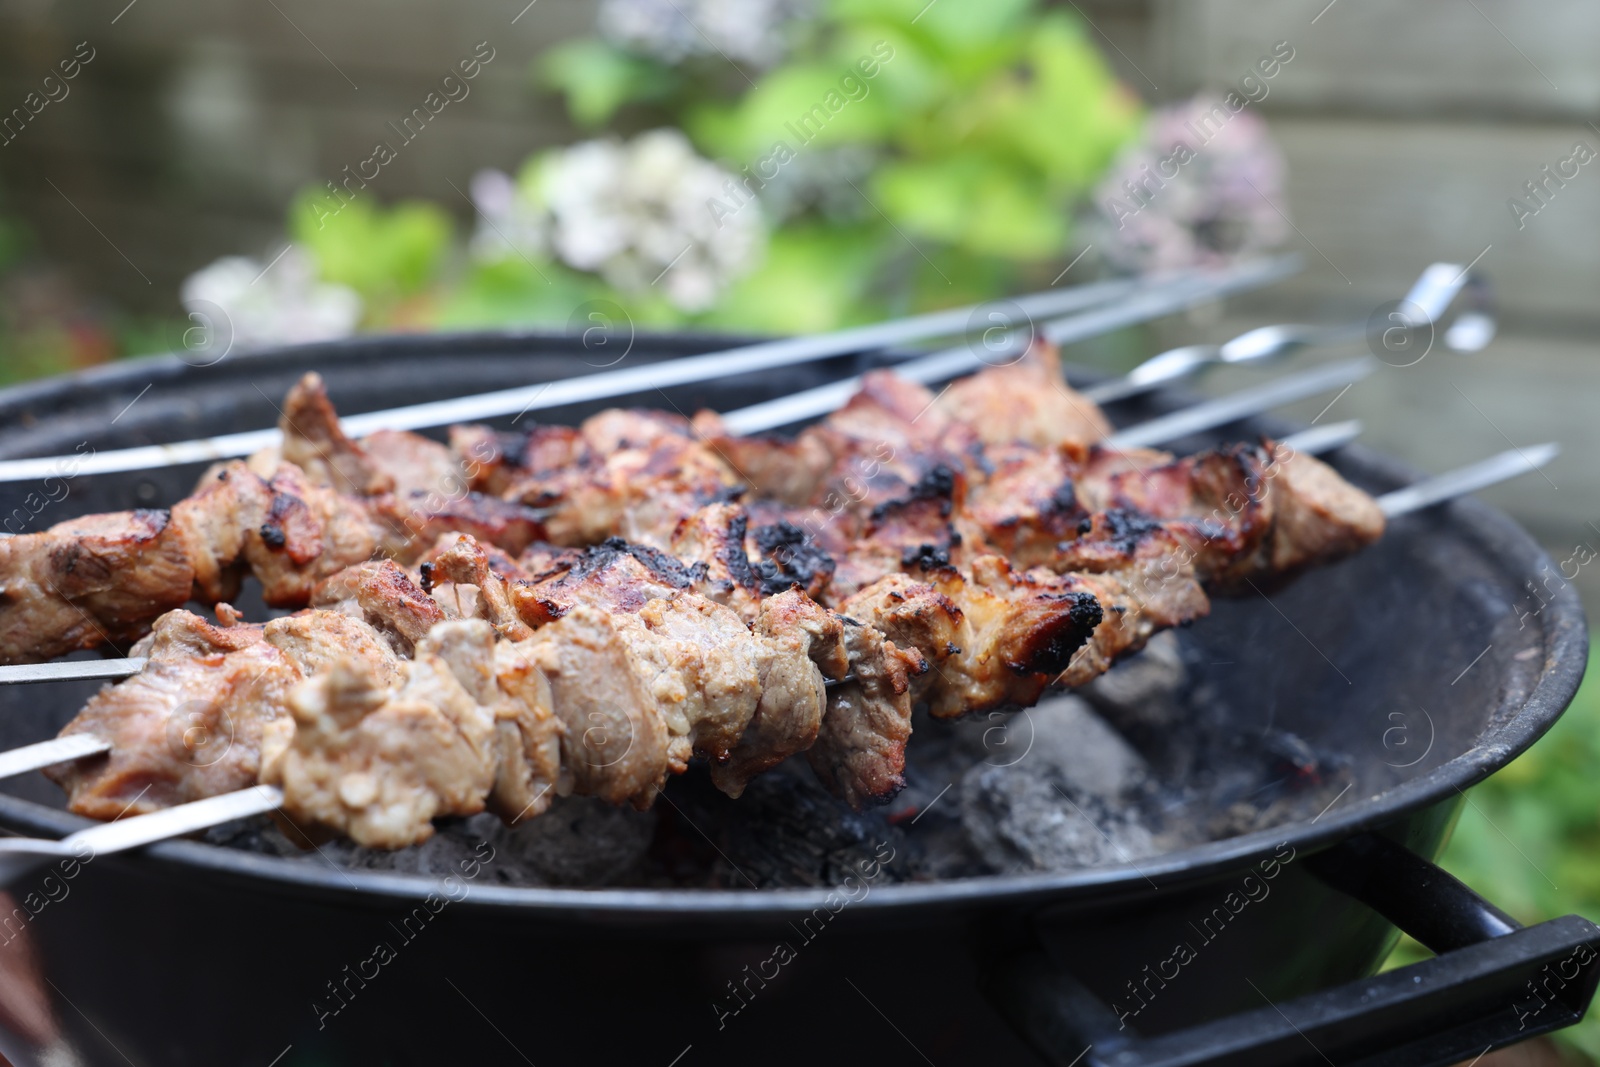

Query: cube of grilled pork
806,618,916,808
263,621,511,849
499,408,745,547
43,608,398,819
838,553,1168,718
432,534,893,806
264,372,474,504
667,502,836,620
310,560,448,655
933,339,1113,449
1061,441,1386,591
0,509,194,664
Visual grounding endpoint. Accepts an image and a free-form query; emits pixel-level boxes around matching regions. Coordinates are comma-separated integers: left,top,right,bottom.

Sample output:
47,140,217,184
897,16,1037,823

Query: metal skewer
1081,259,1494,404
0,437,1552,878
0,266,1269,486
1104,357,1375,449
1377,443,1558,518
720,259,1486,435
0,785,284,885
0,659,149,686
720,258,1299,434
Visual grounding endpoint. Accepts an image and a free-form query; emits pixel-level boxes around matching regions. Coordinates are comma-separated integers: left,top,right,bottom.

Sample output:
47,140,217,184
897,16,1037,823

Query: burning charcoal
1079,630,1187,739
659,762,907,889
959,768,1158,873
955,695,1159,873
451,799,657,887
206,798,658,887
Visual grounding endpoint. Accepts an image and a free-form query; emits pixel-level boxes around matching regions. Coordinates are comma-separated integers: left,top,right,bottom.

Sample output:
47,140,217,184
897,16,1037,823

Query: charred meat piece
0,509,194,664
840,554,1126,718
668,503,836,619
1059,441,1385,591
310,561,448,656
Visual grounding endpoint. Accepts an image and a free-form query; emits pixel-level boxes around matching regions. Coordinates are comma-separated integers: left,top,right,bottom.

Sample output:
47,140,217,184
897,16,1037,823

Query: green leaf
536,38,677,128
936,14,1141,192
288,190,453,307
826,0,1035,57
688,63,896,164
872,157,1067,259
702,226,884,333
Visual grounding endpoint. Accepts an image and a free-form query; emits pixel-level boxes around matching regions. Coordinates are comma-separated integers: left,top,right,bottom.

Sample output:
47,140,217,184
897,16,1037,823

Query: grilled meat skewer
44,538,912,840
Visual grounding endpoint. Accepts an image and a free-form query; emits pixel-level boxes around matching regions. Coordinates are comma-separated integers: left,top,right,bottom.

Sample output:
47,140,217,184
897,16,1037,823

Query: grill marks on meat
840,554,1113,718
0,509,192,664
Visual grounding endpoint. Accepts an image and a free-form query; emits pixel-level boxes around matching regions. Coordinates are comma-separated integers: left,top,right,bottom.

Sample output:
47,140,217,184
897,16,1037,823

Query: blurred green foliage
1385,641,1600,1061
481,0,1141,331
289,192,453,325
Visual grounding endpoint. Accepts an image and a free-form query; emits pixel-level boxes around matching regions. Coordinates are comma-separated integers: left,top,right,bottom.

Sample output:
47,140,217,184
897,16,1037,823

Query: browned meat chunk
310,560,449,655
1266,443,1386,574
0,509,194,663
275,372,395,496
712,590,848,797
806,621,916,808
517,605,672,808
262,609,405,687
841,554,1116,718
933,340,1111,449
44,611,300,818
264,621,503,849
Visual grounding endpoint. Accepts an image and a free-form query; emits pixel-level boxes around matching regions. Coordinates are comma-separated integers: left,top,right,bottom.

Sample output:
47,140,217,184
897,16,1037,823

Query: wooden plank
1155,0,1600,120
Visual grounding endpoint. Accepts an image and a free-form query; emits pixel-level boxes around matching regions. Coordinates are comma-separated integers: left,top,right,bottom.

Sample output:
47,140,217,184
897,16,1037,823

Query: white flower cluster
597,0,810,68
1093,95,1290,274
180,245,361,350
471,129,765,313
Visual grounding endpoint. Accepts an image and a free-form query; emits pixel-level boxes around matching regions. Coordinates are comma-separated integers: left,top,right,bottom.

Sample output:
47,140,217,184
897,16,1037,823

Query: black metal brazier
0,332,1589,1067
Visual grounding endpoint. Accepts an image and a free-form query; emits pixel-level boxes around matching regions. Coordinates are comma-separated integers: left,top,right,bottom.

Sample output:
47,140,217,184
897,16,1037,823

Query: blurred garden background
1,0,1599,1060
